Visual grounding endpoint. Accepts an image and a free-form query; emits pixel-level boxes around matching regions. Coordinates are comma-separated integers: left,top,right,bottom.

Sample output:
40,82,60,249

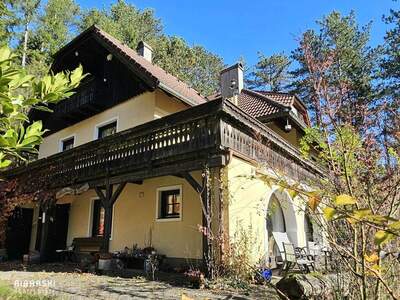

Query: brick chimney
136,41,153,62
220,63,243,104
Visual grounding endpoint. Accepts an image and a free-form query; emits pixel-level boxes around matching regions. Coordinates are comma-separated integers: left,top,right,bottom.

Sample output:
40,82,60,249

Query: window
156,186,182,220
92,199,105,237
61,137,74,151
97,121,117,139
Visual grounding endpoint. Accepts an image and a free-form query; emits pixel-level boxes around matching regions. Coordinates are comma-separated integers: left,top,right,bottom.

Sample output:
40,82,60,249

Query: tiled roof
56,25,206,106
238,89,291,118
253,91,295,106
207,89,295,119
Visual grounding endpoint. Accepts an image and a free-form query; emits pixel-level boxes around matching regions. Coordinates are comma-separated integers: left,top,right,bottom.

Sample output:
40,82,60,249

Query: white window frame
59,134,76,152
88,197,114,240
155,185,183,222
94,116,119,140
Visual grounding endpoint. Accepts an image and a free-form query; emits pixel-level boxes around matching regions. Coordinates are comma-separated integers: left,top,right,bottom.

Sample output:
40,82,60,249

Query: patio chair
271,232,293,270
272,231,291,260
282,242,315,275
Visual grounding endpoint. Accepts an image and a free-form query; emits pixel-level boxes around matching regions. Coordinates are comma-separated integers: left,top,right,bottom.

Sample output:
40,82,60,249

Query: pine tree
246,53,291,91
379,9,400,160
289,11,378,129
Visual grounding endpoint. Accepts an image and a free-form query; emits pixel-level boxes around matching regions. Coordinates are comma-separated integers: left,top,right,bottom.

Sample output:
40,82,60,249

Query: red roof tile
238,90,291,118
253,91,295,106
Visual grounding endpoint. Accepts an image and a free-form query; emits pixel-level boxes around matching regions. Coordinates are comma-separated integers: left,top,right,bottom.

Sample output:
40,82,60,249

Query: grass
0,281,56,300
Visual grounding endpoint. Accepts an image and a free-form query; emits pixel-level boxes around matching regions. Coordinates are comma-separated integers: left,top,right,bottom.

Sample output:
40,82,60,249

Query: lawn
0,281,55,300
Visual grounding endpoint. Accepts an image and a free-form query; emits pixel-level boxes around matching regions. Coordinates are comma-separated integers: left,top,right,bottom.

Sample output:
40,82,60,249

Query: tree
26,0,80,76
0,46,85,169
290,11,379,130
0,1,13,45
7,0,41,67
285,29,400,298
379,9,400,162
80,0,224,96
246,53,291,91
80,0,162,49
154,36,224,96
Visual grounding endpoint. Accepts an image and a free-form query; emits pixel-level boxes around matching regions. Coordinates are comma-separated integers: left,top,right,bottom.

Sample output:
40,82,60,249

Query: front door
35,204,70,261
6,207,33,260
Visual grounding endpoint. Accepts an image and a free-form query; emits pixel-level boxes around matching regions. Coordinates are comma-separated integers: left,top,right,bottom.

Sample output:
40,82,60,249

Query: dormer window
96,119,117,139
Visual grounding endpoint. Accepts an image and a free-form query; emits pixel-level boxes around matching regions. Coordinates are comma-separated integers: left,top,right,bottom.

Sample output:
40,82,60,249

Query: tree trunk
22,23,29,68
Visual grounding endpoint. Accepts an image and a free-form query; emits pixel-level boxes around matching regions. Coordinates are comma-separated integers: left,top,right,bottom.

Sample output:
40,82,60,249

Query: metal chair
282,242,315,275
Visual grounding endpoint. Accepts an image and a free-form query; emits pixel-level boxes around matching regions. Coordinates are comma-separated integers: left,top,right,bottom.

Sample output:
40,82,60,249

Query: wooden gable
31,31,154,133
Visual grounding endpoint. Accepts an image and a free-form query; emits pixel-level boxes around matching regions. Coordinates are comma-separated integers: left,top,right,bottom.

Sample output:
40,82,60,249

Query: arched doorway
265,189,298,268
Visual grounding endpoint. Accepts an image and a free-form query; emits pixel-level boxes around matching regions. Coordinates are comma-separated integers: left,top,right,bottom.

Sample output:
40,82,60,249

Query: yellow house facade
4,26,323,268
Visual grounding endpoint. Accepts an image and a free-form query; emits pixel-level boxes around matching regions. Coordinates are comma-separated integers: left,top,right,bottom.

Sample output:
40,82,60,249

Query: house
2,25,323,268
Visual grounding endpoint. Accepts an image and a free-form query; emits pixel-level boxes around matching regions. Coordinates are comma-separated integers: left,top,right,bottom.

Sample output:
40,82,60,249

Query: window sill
156,216,182,222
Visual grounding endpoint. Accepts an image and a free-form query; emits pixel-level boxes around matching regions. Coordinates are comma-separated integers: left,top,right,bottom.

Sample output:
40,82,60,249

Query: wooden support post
180,170,213,277
95,182,126,252
39,197,56,263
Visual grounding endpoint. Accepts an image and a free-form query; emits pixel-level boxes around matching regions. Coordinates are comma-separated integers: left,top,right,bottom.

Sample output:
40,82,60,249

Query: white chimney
220,63,244,104
136,41,153,62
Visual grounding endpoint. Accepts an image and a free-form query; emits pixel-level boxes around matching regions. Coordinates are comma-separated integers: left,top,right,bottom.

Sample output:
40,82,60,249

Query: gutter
159,82,203,107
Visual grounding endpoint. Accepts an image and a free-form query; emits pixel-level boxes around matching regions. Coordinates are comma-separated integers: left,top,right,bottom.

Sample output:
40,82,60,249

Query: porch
1,98,323,266
28,174,206,268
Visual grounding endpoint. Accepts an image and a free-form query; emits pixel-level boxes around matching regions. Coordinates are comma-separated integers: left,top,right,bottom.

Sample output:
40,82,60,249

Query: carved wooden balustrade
2,99,323,192
53,78,102,115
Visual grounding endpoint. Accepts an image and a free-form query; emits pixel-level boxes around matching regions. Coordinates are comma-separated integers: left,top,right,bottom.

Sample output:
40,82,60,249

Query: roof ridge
254,89,309,110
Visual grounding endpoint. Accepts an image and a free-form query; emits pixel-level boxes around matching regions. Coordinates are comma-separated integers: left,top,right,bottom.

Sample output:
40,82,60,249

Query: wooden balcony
53,78,105,118
2,99,323,193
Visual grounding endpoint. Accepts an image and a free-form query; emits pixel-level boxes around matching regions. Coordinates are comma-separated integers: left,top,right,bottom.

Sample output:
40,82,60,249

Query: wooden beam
180,170,212,273
129,180,143,185
179,172,202,194
94,186,106,207
39,198,56,263
110,182,126,205
95,181,126,252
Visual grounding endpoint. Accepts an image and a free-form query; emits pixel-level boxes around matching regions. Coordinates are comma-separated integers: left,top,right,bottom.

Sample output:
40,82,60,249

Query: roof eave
159,82,204,107
258,110,307,131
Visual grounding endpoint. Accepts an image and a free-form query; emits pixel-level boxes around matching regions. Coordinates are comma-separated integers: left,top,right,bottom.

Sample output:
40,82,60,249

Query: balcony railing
53,79,102,115
2,99,323,192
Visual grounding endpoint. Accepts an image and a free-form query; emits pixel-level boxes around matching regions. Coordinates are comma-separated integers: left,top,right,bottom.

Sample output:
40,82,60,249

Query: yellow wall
54,173,203,259
39,89,188,158
267,122,303,148
225,156,308,263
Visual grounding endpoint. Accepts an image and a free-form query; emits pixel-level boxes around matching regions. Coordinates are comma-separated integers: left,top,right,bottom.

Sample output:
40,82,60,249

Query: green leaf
352,209,372,220
389,221,400,231
0,46,12,62
334,194,356,206
323,207,336,221
374,230,394,246
0,152,11,168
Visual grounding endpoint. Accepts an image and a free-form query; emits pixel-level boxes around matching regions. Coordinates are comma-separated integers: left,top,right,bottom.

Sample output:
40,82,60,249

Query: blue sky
77,0,397,66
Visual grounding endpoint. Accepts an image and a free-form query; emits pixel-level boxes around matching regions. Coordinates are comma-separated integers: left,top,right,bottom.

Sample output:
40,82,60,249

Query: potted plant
97,252,113,271
184,269,205,289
